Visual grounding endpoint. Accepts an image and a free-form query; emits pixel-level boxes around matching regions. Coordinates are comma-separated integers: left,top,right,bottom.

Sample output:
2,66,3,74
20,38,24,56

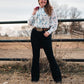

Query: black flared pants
31,29,62,82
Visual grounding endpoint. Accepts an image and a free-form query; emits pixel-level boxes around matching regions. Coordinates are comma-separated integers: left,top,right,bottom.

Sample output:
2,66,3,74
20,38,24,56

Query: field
0,35,84,84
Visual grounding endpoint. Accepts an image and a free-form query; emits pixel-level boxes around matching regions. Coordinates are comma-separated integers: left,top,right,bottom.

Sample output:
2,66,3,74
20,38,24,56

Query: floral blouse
28,7,58,34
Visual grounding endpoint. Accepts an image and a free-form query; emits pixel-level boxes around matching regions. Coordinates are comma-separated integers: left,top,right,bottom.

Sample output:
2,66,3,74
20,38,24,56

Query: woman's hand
44,31,50,37
32,7,39,15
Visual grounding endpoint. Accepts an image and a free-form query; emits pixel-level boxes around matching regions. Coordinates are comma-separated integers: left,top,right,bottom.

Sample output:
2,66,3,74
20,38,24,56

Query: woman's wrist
32,12,35,15
44,31,50,37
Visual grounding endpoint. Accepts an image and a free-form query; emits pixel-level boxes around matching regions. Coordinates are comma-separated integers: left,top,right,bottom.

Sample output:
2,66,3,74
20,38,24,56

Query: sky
0,0,84,21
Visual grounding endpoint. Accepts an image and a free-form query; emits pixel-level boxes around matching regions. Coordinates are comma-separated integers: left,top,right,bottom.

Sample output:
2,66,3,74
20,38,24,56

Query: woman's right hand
32,6,39,15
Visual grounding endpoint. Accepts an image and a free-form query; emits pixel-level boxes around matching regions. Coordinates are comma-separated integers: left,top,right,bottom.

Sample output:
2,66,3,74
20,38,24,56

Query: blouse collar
39,6,44,9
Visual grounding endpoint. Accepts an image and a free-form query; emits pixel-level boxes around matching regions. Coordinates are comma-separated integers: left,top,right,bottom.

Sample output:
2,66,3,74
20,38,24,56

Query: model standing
28,0,62,83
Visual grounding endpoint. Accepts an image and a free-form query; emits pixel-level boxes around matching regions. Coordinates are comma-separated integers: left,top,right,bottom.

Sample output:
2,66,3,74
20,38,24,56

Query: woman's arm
47,10,58,34
28,15,35,26
28,6,39,26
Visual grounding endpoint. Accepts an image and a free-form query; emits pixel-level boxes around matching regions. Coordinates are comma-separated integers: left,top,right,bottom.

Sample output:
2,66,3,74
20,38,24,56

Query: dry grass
0,35,84,84
0,58,84,84
0,58,84,75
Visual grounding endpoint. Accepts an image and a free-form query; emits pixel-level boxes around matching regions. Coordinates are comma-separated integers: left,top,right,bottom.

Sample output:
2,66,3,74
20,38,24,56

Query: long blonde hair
38,0,53,16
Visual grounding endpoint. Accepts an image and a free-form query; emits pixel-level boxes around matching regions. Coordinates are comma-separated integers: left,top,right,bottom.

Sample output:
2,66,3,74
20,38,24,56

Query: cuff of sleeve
47,30,52,34
30,15,35,19
31,15,35,17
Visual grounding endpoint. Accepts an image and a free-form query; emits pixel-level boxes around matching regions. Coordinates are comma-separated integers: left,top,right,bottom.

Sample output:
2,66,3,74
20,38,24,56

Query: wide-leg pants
31,28,62,82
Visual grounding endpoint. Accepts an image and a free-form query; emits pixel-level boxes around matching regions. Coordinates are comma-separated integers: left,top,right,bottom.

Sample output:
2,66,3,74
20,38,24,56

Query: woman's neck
40,5,44,8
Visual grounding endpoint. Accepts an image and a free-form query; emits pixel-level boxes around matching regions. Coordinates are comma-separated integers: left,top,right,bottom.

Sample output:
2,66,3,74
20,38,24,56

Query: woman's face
38,0,47,8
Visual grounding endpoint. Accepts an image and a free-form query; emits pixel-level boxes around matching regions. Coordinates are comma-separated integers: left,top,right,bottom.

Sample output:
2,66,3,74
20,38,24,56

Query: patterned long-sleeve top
28,7,58,34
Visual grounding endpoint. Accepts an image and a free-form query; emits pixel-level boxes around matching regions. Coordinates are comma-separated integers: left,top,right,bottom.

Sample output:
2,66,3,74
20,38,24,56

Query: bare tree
56,5,69,19
69,7,81,19
55,6,82,34
54,5,70,34
69,7,82,35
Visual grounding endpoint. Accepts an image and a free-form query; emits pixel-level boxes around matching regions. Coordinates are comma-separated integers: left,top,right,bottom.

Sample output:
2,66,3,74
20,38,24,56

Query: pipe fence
0,19,84,62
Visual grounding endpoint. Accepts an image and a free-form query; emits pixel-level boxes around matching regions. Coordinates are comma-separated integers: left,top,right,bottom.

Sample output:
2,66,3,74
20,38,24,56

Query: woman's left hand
44,31,50,37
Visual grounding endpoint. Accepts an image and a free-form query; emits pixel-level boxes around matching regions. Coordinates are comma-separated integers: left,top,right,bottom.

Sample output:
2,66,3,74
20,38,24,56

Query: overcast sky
0,0,84,21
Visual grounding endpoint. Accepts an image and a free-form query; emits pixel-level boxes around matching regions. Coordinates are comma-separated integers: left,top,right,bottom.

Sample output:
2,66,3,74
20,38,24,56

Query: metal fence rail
0,19,84,62
0,39,84,42
0,58,29,61
0,19,84,24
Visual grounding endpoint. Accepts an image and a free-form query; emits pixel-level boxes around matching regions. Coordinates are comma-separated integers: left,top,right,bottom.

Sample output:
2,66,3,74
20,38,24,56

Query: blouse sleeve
47,10,58,34
28,15,35,26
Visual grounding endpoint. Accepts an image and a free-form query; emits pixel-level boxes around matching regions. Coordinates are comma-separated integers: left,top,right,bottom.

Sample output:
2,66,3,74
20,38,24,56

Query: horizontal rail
63,59,84,62
0,58,84,62
0,58,28,61
0,21,27,24
0,39,84,42
0,19,84,24
59,19,84,22
0,40,31,42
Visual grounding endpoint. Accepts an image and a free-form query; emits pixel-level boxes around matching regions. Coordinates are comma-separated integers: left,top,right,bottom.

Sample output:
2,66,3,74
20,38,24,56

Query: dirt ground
0,35,84,84
0,73,84,84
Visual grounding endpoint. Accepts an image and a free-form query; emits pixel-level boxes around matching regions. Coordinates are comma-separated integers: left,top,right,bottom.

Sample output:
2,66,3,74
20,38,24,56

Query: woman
28,0,62,83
